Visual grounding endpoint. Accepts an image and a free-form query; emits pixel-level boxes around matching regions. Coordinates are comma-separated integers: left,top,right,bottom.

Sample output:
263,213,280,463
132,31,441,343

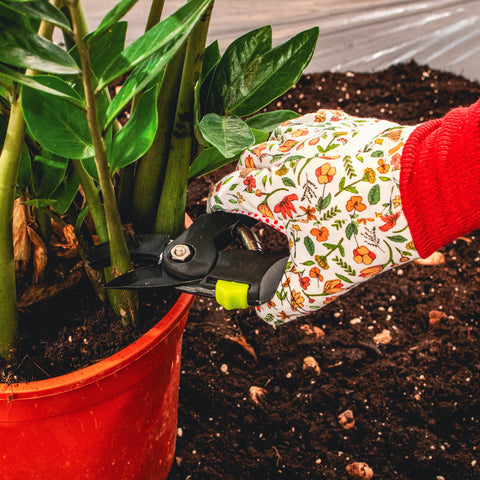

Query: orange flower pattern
208,109,419,324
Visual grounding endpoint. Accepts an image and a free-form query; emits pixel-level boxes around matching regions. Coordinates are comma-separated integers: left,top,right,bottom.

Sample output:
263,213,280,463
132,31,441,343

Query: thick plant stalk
154,1,213,237
145,0,166,32
127,0,182,231
70,3,138,326
0,96,25,359
131,46,186,232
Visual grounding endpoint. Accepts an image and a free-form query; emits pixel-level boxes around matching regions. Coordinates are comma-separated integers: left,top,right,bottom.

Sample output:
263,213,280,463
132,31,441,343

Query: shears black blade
87,234,170,269
106,264,197,290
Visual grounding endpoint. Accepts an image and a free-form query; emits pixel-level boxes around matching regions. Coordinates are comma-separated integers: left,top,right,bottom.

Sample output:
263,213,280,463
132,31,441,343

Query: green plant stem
120,0,172,225
72,160,108,243
131,45,186,232
0,95,25,359
39,0,65,38
69,2,138,326
146,0,166,31
36,207,52,244
154,1,213,237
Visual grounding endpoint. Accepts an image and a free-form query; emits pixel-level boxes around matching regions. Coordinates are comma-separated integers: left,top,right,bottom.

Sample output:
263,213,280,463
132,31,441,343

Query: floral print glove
207,110,420,324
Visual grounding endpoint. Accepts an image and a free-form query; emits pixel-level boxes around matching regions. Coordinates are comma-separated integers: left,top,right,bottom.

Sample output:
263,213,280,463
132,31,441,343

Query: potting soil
2,60,480,480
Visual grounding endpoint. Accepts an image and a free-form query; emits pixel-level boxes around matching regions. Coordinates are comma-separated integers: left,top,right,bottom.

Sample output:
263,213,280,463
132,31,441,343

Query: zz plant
0,0,318,359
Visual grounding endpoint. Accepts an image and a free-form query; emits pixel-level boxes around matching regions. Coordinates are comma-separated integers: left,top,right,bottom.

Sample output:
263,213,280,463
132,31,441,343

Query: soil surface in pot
2,61,480,479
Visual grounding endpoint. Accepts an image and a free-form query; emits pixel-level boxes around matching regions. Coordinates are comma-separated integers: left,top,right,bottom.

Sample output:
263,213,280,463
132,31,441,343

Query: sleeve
400,99,480,258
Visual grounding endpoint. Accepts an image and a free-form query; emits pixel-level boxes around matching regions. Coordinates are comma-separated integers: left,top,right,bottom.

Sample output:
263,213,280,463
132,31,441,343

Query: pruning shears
90,212,289,310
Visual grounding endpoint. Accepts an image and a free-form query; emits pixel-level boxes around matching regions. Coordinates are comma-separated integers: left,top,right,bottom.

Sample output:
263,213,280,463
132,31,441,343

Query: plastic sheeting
79,0,480,81
311,0,480,80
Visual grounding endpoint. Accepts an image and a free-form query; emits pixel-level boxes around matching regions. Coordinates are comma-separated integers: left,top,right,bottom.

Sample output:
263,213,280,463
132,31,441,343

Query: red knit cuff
400,99,480,258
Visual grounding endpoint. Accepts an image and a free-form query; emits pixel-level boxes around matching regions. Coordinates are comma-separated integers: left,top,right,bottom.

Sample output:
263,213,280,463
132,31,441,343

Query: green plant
0,0,318,359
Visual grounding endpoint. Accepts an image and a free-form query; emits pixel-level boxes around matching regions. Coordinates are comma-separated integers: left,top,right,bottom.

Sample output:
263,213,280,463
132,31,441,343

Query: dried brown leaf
63,224,77,248
13,199,31,267
18,268,83,309
51,224,78,258
27,226,48,283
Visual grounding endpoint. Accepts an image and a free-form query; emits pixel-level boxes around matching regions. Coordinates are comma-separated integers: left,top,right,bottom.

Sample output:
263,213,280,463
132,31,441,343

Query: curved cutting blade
106,264,195,290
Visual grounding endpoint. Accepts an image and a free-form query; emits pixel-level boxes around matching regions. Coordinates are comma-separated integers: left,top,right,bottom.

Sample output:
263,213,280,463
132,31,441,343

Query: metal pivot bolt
170,244,192,262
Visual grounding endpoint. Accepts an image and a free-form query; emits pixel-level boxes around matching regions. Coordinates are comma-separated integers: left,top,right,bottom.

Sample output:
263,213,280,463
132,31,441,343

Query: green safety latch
215,280,249,310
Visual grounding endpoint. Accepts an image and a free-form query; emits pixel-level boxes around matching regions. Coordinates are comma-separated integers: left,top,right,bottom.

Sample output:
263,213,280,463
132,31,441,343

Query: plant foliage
0,0,318,358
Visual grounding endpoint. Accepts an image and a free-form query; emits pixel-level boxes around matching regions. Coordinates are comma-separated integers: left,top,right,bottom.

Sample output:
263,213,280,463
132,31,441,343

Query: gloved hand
207,102,480,324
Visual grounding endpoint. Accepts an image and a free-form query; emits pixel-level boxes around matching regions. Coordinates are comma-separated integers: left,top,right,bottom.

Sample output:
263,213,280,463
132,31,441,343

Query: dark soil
173,61,480,480
2,61,480,479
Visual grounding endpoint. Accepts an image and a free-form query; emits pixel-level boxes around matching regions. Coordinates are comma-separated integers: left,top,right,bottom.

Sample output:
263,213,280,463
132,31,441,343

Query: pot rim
1,293,194,399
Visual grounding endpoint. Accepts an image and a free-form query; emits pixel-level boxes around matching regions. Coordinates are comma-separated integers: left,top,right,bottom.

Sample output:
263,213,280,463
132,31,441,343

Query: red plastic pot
0,292,194,480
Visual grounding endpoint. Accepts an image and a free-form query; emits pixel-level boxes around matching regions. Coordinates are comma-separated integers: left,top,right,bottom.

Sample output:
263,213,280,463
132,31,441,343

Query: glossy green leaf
189,129,267,179
50,162,79,214
110,85,159,173
0,26,80,74
97,0,213,91
87,0,138,44
200,40,221,83
227,27,319,116
80,156,98,181
0,66,84,107
70,22,127,80
246,110,300,132
22,77,94,160
32,153,68,198
204,26,272,114
249,127,269,144
197,40,221,118
197,113,255,158
2,0,71,32
104,52,165,129
188,146,231,179
0,1,29,28
17,144,32,189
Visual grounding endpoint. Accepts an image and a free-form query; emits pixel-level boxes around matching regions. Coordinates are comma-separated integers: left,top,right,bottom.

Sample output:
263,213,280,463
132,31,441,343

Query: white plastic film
77,0,480,81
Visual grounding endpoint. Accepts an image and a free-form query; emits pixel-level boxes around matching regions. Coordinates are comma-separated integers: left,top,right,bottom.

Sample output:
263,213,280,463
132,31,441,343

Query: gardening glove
207,101,480,324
